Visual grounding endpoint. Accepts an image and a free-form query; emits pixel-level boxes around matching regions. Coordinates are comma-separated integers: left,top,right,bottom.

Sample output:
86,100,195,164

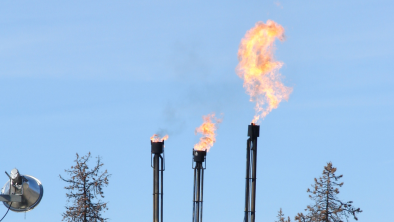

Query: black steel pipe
244,139,251,222
161,155,164,222
195,163,201,222
192,150,206,222
244,124,259,222
153,154,159,222
151,141,165,222
201,165,204,222
251,137,257,222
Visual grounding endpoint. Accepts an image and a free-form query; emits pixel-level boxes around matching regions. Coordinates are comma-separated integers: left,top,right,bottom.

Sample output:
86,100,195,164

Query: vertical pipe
244,139,251,222
161,156,164,222
153,154,160,222
192,151,206,222
193,174,195,220
153,154,155,222
201,165,204,222
244,124,259,222
152,141,164,222
250,139,257,222
192,166,197,222
195,163,201,222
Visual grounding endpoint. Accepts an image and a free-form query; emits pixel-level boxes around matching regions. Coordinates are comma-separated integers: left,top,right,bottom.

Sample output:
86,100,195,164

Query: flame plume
151,134,169,142
194,113,222,152
236,20,292,123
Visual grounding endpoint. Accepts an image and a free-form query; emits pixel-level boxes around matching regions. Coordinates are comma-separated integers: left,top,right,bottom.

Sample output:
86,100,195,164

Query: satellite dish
0,169,44,212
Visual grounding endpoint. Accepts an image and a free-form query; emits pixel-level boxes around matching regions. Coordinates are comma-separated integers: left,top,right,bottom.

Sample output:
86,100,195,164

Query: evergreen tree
295,162,361,222
60,152,111,222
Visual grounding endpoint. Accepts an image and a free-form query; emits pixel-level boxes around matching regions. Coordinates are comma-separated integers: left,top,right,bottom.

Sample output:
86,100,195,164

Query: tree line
59,153,361,222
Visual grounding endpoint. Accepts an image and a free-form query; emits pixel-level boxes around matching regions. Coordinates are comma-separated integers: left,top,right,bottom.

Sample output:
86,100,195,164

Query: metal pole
192,150,206,222
195,163,201,222
244,124,260,222
250,139,257,222
192,166,197,222
201,165,204,222
244,139,251,222
152,141,165,222
153,154,159,222
160,156,164,222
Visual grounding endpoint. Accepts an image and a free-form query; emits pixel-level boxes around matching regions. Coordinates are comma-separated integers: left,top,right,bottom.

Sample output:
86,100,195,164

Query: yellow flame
236,20,292,123
150,134,169,142
193,113,222,152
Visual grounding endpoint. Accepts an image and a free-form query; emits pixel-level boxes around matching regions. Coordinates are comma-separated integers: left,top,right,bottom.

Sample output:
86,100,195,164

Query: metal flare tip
193,150,207,163
151,141,164,154
248,124,260,138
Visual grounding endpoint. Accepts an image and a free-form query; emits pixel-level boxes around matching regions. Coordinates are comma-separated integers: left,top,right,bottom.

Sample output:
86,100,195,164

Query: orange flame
193,113,222,152
236,20,292,123
150,134,169,142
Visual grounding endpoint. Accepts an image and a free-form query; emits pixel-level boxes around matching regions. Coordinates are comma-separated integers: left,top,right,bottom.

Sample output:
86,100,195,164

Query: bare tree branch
295,162,362,222
59,152,111,222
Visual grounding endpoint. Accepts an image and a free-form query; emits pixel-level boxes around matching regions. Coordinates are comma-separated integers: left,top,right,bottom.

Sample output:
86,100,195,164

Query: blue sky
1,1,393,221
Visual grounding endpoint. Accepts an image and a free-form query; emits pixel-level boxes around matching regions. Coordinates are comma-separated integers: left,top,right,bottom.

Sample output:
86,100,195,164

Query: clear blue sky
1,1,393,221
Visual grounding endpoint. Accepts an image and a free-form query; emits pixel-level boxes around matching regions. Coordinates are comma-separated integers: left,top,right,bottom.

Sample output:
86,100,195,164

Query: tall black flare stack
244,123,260,222
151,141,165,222
192,150,206,222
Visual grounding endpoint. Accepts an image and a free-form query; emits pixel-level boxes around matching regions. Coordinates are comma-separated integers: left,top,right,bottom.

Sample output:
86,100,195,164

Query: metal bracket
0,195,22,202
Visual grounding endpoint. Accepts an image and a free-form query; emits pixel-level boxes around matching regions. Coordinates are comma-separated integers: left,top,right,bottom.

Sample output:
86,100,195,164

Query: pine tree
295,162,362,222
60,152,111,222
275,208,291,222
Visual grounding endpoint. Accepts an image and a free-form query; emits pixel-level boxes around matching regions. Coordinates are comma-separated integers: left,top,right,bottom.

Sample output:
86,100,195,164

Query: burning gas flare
236,20,292,123
193,113,222,152
151,134,169,142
